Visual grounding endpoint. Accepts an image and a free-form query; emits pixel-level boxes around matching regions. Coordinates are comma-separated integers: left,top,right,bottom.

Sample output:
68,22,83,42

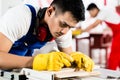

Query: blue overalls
9,4,47,56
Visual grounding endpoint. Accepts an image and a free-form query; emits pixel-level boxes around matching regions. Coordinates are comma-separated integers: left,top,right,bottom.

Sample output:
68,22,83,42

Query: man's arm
58,46,73,55
0,32,12,52
55,30,73,55
83,19,102,32
0,32,33,70
0,52,33,70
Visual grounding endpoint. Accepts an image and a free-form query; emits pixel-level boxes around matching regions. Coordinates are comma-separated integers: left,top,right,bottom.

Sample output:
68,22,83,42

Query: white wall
2,0,22,14
0,0,2,17
0,0,23,17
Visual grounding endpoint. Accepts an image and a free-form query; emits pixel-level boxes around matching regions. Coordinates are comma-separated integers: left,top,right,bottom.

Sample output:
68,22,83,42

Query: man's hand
70,52,94,72
33,52,73,71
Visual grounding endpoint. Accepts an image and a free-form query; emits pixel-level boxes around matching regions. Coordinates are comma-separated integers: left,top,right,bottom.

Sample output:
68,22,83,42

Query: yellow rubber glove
33,52,73,71
70,52,94,72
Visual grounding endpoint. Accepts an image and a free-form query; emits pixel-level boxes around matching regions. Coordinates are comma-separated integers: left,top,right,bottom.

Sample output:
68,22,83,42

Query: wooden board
51,68,100,78
20,68,101,80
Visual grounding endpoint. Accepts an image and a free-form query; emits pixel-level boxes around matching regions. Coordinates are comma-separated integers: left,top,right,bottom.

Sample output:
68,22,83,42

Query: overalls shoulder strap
9,4,47,56
26,4,36,35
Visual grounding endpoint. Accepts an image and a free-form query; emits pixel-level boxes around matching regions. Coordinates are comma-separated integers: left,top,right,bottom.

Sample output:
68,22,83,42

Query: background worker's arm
0,32,33,70
83,19,102,32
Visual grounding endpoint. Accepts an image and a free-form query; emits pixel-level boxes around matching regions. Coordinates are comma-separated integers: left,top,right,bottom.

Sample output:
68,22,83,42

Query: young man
83,3,120,70
0,0,94,71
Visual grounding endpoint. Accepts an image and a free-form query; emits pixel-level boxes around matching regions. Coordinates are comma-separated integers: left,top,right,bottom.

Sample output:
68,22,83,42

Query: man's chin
51,34,57,38
53,35,58,38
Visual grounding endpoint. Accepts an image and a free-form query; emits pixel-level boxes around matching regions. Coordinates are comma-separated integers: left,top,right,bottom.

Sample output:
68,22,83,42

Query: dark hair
51,0,85,22
87,3,99,11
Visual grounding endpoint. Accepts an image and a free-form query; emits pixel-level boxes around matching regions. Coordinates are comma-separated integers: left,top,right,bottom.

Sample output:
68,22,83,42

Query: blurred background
0,0,119,17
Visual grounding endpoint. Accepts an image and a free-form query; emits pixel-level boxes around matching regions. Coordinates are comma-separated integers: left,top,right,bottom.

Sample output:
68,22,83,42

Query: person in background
82,3,120,70
0,0,94,71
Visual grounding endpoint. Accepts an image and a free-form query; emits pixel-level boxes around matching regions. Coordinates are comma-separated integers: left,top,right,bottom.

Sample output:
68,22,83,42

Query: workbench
0,68,120,80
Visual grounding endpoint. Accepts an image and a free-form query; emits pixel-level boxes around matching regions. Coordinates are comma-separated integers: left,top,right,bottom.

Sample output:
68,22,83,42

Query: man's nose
60,27,69,34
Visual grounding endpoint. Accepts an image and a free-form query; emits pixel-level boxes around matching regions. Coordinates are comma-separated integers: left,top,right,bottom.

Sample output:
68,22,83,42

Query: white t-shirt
0,3,72,49
0,4,31,43
23,0,53,8
97,7,120,24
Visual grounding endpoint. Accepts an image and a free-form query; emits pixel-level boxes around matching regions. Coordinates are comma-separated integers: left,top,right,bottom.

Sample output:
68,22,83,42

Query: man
0,0,94,71
83,3,120,70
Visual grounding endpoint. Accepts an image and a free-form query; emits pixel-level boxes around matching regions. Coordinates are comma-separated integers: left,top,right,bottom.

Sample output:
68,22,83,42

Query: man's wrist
25,57,34,69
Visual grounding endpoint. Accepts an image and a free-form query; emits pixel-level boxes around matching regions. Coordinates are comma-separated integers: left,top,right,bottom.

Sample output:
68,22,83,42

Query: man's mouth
56,33,63,37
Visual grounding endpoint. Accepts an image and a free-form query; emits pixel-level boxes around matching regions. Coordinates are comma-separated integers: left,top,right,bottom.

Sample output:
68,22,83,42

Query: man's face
45,6,77,38
89,8,99,17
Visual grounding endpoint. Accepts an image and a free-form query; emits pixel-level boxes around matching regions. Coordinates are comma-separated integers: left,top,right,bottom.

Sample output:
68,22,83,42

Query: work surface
0,68,120,80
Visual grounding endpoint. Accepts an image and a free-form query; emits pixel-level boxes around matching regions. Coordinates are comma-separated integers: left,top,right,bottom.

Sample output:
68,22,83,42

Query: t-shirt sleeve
96,9,106,21
0,5,31,43
55,30,72,48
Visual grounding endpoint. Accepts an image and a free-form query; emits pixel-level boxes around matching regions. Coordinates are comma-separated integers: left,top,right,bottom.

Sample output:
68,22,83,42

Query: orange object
105,21,120,70
116,5,120,16
104,0,107,6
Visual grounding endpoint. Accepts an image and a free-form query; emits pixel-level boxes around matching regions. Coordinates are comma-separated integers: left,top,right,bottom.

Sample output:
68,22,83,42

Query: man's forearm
0,52,34,70
58,46,73,55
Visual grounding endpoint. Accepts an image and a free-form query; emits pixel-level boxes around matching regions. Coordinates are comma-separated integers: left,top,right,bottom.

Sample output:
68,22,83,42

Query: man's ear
47,6,55,16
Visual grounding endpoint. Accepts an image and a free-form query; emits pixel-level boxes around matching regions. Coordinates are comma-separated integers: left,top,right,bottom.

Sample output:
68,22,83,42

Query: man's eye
70,27,74,29
60,23,68,28
62,23,68,27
